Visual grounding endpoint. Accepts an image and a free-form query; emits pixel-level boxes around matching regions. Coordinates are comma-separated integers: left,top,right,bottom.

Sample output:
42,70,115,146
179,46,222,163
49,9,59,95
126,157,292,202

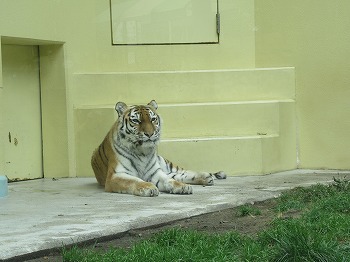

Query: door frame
0,36,69,179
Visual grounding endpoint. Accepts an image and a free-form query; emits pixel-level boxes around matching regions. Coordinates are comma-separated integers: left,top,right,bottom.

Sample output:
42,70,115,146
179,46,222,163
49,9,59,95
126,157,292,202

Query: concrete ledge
1,169,349,260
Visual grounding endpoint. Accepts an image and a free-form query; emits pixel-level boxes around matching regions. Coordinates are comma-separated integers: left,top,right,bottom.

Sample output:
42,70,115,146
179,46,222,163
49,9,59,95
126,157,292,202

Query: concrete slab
1,170,349,261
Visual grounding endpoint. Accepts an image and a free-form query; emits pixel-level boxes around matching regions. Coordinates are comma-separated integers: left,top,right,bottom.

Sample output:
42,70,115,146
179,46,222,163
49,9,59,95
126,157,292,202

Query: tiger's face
115,100,161,147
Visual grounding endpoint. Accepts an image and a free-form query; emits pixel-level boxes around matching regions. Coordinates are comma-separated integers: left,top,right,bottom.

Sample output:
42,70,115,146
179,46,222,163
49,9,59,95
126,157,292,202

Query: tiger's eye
131,118,140,124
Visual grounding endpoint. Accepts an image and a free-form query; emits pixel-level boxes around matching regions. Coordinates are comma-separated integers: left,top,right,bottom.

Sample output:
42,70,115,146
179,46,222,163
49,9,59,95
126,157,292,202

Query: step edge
75,99,295,109
74,67,295,76
160,135,278,142
159,100,293,107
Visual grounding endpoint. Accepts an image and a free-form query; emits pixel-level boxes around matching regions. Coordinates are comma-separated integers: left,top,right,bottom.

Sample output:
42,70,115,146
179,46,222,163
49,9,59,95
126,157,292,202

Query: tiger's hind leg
157,156,227,186
212,171,227,179
169,170,226,186
148,169,193,194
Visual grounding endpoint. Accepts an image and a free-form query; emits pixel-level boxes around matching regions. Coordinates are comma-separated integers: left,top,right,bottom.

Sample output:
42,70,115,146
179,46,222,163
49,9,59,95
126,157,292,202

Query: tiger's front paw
135,182,159,197
166,179,193,194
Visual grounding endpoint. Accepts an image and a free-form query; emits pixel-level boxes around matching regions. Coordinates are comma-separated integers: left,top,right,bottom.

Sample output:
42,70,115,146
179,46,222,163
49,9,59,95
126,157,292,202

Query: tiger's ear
148,100,158,110
115,102,128,117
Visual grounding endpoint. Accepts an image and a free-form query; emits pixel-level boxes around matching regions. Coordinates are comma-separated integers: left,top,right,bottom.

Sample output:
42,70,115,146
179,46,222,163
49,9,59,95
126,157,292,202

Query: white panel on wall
110,0,219,45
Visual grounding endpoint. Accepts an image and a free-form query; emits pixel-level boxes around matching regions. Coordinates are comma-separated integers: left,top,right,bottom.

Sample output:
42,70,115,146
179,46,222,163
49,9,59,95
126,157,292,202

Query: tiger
91,100,226,197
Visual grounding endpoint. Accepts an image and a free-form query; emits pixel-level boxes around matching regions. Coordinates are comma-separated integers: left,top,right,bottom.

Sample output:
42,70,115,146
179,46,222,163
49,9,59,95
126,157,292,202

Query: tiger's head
115,100,161,148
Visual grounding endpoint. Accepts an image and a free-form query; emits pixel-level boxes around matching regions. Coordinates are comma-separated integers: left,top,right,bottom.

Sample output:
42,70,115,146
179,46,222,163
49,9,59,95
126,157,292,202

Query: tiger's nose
144,132,152,138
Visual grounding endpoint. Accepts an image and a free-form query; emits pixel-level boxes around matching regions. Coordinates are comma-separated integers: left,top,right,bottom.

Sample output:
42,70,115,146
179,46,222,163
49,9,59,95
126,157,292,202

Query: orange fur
91,122,118,187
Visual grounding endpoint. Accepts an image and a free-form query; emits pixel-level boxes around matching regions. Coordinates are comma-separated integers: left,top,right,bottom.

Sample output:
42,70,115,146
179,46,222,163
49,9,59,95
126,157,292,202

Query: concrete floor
1,170,349,261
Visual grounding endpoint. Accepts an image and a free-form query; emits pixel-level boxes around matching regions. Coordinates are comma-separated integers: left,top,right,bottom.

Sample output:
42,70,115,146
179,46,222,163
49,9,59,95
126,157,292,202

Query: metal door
1,45,43,180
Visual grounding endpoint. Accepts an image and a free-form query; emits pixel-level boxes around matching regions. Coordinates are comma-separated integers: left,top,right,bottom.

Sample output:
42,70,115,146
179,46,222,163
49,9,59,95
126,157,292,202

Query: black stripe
144,156,156,173
121,118,127,129
113,143,130,158
120,162,133,173
133,150,143,161
114,145,138,172
101,143,108,161
157,156,169,173
153,167,162,176
145,162,156,176
98,144,108,165
145,167,162,182
119,141,143,162
97,147,105,165
124,119,133,134
164,158,172,173
115,171,133,176
92,158,102,173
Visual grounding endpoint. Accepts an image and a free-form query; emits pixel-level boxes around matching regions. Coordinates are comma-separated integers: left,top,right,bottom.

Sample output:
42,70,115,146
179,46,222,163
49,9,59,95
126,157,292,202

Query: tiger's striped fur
91,100,226,197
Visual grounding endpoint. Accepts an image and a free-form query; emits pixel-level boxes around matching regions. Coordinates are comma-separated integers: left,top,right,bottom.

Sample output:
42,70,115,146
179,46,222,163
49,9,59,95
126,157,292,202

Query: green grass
237,204,262,217
62,177,350,262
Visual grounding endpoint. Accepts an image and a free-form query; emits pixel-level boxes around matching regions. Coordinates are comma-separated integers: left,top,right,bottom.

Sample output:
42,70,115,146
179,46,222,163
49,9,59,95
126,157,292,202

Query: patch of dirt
22,198,292,262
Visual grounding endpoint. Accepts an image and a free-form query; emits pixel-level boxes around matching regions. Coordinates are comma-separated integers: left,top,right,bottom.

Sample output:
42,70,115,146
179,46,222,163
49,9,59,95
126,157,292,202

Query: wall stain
14,138,18,146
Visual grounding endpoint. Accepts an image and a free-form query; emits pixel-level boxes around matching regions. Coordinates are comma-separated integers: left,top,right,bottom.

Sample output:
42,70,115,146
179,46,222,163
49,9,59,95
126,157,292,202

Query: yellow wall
0,0,256,178
0,45,3,172
67,0,256,72
0,0,255,71
255,0,350,169
3,0,348,178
